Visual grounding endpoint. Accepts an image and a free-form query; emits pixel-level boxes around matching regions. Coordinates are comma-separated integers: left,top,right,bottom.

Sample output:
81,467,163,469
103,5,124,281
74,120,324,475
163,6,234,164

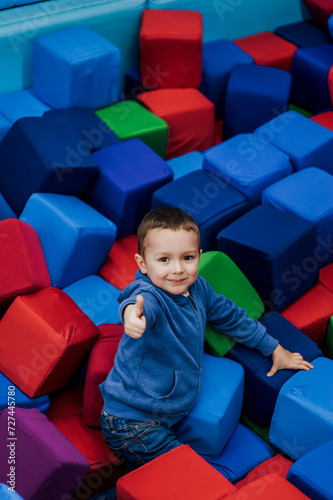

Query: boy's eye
159,257,169,262
184,255,194,261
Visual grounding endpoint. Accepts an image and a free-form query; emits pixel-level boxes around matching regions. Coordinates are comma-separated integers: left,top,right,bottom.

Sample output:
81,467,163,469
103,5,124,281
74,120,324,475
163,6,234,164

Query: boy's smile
135,228,201,295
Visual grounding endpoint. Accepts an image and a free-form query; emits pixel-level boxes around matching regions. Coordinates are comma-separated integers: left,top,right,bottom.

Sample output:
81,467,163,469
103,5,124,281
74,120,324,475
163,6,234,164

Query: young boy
100,206,313,472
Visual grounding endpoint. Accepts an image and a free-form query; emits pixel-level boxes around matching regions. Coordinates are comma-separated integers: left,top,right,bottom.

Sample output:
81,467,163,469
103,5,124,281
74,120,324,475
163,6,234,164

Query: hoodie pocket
152,370,201,418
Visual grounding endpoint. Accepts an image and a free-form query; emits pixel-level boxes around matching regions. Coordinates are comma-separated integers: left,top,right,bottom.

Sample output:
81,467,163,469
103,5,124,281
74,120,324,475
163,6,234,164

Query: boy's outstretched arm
123,295,146,339
267,344,314,377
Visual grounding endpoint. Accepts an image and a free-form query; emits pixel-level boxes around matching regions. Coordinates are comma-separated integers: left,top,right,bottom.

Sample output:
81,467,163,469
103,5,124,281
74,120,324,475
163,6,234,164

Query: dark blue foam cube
88,138,173,238
226,311,323,427
217,205,319,310
0,114,98,215
223,64,292,140
200,40,254,120
275,20,332,48
43,107,121,152
152,169,251,252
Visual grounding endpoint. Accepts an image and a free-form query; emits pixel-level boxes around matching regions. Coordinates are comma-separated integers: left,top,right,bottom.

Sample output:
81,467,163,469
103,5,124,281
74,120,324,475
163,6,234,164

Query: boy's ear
135,253,147,274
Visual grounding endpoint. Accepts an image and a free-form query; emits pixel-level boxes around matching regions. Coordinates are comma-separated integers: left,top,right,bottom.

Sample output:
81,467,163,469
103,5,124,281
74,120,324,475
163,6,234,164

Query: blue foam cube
167,151,203,181
63,275,121,327
88,138,173,238
270,357,333,460
33,26,120,109
200,40,254,120
224,64,292,140
0,194,15,221
19,193,117,289
174,354,244,457
204,134,292,206
255,110,333,175
0,89,50,124
0,114,98,215
202,423,275,483
0,372,49,414
226,311,323,427
152,169,251,252
217,205,319,310
275,20,332,48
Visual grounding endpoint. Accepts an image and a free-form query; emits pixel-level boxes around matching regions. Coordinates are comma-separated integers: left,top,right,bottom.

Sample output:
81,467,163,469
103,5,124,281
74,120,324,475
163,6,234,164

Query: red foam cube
99,234,138,290
311,110,333,131
83,324,123,427
140,9,203,89
281,282,333,346
234,31,297,72
319,262,333,293
0,218,50,306
303,0,333,26
116,445,237,500
138,88,215,159
236,454,293,489
0,287,100,397
230,474,310,499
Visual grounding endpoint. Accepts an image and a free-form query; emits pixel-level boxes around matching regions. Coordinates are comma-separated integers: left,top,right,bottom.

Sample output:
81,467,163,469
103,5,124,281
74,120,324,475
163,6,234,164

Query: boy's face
135,228,201,295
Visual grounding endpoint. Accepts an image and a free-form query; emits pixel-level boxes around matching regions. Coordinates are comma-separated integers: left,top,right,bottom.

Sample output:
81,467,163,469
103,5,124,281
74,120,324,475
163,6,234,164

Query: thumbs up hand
123,295,147,339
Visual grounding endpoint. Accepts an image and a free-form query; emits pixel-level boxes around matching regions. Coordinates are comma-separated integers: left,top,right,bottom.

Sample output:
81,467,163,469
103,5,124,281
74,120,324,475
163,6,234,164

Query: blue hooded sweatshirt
100,270,278,428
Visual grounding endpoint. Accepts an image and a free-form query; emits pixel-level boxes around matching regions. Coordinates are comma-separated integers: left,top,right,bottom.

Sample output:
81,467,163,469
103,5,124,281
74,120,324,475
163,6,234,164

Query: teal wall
0,0,309,96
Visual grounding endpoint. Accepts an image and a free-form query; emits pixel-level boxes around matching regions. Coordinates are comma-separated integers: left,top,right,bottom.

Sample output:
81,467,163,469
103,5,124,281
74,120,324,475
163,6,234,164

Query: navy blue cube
217,205,319,310
200,40,254,120
0,115,98,215
274,20,332,48
226,311,323,427
152,169,251,252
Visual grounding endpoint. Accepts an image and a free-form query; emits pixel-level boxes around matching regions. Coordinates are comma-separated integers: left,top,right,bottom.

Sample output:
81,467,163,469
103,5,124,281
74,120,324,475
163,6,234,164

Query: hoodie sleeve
202,279,279,356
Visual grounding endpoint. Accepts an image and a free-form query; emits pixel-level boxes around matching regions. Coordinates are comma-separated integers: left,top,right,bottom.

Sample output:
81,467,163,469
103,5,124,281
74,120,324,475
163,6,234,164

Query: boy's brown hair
137,206,200,257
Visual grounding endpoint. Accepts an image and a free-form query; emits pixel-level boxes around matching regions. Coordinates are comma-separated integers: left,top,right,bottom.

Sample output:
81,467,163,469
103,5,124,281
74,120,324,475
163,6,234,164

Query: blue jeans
100,410,183,471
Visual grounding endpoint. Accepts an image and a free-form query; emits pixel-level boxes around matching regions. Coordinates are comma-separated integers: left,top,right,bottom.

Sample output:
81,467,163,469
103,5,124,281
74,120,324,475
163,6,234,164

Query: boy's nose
172,261,183,274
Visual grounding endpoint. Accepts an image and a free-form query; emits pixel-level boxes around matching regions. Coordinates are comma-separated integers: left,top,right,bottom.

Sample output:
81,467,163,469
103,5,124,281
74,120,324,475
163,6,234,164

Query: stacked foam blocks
0,1,333,498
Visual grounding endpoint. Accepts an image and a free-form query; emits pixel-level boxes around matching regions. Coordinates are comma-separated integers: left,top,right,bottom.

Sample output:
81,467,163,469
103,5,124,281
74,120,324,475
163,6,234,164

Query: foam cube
20,193,117,288
33,26,120,109
261,167,333,266
198,251,264,357
63,275,120,327
0,89,50,124
0,112,11,142
0,193,15,220
217,205,319,310
96,100,168,159
280,282,333,346
275,20,332,48
88,139,172,238
151,169,251,252
0,408,90,500
226,311,323,427
204,134,293,205
236,454,293,489
0,219,50,306
0,114,98,215
234,31,297,71
304,0,333,26
116,445,237,500
83,324,123,427
202,423,275,483
0,484,24,500
99,234,138,291
167,151,204,181
287,439,333,500
174,354,244,457
270,357,333,459
0,372,50,414
291,44,333,112
139,9,203,89
43,107,121,152
228,474,310,499
201,39,254,120
319,263,333,293
310,110,333,131
0,287,100,397
256,111,333,175
223,64,292,139
137,88,215,159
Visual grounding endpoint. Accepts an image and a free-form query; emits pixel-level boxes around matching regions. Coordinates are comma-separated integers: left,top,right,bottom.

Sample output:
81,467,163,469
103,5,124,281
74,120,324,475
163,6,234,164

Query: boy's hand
123,295,146,339
267,344,314,377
